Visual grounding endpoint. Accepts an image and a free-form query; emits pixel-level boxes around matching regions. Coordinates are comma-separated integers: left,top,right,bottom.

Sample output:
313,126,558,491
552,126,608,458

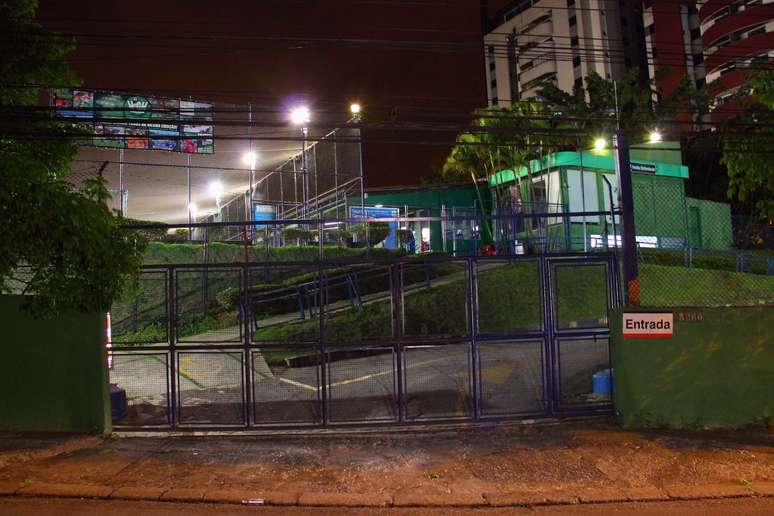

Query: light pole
290,106,310,218
243,151,257,232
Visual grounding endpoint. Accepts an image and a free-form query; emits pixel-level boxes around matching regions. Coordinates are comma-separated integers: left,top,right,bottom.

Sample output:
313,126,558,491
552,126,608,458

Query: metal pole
614,132,639,305
118,148,125,216
333,139,339,219
248,103,254,242
356,125,367,251
313,144,319,218
302,127,308,219
577,137,588,252
187,153,192,234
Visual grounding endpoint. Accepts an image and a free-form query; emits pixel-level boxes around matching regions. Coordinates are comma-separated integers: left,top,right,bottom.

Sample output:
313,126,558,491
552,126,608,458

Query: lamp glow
290,106,311,125
208,180,224,200
350,102,361,115
593,138,607,152
243,151,257,168
648,130,662,144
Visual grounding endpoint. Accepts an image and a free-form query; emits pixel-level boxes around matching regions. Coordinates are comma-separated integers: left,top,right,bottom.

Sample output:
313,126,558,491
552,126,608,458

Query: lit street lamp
648,130,662,144
208,180,224,209
290,106,311,218
243,151,258,227
593,137,608,152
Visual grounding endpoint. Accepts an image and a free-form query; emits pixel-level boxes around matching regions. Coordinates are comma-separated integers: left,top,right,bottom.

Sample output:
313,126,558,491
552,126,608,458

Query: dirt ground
1,419,773,498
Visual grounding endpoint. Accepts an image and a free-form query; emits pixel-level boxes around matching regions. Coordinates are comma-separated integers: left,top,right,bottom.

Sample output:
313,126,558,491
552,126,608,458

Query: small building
488,143,733,251
346,143,732,254
347,182,484,254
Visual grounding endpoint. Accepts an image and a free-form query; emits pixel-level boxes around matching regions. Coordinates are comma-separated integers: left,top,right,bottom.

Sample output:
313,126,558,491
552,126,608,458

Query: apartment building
484,0,647,104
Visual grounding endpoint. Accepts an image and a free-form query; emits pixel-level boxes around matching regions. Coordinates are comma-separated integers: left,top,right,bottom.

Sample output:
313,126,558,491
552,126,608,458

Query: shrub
352,222,390,247
281,227,317,245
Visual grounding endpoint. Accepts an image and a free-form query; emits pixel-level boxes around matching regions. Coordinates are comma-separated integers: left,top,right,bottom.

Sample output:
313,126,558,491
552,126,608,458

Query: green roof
489,150,689,186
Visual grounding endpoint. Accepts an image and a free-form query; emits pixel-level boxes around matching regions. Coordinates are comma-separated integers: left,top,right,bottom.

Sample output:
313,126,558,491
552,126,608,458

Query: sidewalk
0,420,772,508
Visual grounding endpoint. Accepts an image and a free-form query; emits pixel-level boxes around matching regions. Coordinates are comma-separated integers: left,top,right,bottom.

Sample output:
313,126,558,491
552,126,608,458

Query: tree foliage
0,0,146,317
721,70,774,219
440,70,696,202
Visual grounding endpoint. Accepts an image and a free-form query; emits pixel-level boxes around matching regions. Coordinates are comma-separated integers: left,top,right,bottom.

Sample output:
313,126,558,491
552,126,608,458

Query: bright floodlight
208,180,224,199
350,102,362,115
188,202,198,218
648,130,663,144
290,106,311,126
593,138,607,152
243,151,257,168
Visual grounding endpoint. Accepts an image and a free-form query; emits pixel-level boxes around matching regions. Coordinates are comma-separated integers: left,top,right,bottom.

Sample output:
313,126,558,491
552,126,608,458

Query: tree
721,70,774,221
537,69,698,147
0,0,146,317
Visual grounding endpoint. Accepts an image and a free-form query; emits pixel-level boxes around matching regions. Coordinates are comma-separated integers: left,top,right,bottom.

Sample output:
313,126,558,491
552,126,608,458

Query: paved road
2,497,773,515
110,337,608,426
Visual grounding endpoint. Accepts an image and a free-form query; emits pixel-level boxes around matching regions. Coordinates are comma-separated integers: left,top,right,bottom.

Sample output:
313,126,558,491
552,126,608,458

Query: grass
113,315,223,344
252,262,774,345
639,264,774,307
142,241,399,265
252,262,603,343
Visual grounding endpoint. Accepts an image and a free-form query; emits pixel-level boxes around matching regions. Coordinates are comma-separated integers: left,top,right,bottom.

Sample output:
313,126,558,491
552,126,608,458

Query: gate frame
110,251,621,431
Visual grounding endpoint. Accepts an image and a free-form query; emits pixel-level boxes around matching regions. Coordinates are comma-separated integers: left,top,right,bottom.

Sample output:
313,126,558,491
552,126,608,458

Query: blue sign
350,206,400,249
252,203,275,228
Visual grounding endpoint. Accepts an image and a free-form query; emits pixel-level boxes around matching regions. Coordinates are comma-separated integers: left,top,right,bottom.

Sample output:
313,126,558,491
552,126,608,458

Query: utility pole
613,132,639,305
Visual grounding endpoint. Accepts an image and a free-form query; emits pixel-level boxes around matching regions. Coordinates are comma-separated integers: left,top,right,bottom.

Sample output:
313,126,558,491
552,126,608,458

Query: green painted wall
611,307,774,428
632,174,689,241
349,183,483,252
0,296,111,434
685,197,733,249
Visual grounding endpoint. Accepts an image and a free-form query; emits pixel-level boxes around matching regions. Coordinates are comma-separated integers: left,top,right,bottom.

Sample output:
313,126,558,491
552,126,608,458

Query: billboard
53,89,213,154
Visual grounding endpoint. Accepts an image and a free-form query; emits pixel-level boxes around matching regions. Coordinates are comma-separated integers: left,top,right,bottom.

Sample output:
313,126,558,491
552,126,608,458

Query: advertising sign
623,312,674,339
252,203,276,228
53,89,214,154
350,206,400,249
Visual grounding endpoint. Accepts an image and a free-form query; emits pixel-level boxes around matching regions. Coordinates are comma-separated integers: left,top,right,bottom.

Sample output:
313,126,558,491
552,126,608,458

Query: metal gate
108,253,621,430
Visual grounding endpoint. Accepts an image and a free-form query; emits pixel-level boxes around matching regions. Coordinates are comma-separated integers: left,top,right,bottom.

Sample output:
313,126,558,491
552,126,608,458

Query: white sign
623,312,674,339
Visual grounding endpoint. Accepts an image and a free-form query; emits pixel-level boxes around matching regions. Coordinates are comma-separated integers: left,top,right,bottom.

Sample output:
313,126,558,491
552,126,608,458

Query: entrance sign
623,312,674,339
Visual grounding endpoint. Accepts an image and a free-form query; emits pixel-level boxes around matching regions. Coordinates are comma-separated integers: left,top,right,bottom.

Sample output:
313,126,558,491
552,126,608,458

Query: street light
593,137,608,152
648,130,662,144
208,180,224,208
243,150,258,230
290,106,310,126
290,106,311,218
242,151,257,168
350,102,361,115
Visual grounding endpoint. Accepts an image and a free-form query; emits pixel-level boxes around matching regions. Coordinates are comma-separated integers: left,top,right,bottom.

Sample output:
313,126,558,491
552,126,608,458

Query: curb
1,481,772,508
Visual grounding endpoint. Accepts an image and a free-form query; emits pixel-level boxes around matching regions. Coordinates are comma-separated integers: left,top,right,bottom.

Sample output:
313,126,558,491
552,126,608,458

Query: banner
53,89,214,154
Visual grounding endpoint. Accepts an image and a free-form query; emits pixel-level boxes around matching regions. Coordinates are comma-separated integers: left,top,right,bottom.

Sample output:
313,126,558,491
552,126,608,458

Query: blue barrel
592,369,612,396
110,384,128,421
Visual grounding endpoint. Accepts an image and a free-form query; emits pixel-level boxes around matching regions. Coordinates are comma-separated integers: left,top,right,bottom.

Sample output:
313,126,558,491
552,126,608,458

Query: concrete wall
611,307,774,428
0,296,111,434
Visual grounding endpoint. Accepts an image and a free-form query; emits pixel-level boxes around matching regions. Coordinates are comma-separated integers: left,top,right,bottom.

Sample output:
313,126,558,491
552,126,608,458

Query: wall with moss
611,306,774,428
0,296,111,433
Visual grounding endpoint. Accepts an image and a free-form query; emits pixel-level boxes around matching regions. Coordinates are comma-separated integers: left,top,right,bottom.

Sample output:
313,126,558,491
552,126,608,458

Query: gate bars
109,252,621,430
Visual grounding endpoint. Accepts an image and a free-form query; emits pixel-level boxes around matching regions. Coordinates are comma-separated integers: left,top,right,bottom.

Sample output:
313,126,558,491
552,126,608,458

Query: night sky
38,0,504,187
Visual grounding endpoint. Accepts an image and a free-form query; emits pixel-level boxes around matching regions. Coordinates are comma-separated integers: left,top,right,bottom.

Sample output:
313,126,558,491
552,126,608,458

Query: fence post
167,266,177,428
613,132,639,305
